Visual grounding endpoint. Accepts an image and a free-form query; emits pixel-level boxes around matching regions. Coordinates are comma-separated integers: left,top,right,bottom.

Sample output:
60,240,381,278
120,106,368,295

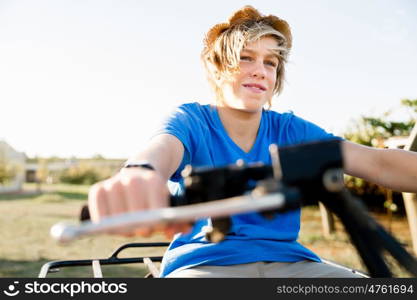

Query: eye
240,55,252,61
265,60,278,68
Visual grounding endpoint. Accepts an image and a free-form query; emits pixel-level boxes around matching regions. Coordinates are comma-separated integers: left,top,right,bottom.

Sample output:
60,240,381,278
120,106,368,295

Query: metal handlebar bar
51,192,285,243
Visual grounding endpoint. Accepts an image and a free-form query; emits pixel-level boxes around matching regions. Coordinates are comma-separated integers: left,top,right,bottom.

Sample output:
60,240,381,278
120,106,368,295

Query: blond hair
201,6,292,107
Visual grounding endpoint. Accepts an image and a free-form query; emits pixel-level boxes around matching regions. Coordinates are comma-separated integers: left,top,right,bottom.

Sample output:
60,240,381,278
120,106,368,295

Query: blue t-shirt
156,102,337,277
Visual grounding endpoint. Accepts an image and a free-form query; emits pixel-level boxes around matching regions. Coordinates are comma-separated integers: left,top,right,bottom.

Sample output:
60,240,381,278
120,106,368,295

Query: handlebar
51,192,285,243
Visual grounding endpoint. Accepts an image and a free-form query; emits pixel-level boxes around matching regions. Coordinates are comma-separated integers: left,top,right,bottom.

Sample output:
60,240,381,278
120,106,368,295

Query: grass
0,183,168,278
0,183,415,277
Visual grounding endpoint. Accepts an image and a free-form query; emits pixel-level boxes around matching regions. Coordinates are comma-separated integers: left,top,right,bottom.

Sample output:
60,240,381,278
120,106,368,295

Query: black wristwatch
123,162,155,171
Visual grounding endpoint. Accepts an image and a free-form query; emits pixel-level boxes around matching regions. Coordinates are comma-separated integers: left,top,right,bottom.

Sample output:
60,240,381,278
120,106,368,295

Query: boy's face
218,36,279,113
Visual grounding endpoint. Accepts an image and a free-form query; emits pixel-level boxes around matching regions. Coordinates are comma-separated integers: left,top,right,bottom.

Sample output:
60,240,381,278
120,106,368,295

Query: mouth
242,83,267,93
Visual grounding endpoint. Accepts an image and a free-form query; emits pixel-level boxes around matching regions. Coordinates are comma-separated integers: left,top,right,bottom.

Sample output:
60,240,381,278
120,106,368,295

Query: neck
216,104,262,152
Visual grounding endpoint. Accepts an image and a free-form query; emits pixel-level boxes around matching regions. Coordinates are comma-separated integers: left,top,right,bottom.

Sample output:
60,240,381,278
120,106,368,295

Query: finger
163,228,176,240
119,231,135,238
121,174,147,212
147,185,170,209
104,178,128,216
134,227,154,237
98,179,131,235
133,182,154,237
88,183,109,222
145,184,176,238
120,174,155,236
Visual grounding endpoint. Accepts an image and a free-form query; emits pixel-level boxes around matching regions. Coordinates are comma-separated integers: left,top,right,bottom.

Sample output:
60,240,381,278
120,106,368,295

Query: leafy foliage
344,99,416,147
0,161,17,185
59,163,115,185
0,148,19,185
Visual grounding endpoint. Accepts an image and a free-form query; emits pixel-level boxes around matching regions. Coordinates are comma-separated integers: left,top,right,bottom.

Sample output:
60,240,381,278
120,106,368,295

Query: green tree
0,151,18,185
344,99,416,146
59,163,113,185
0,161,17,185
35,158,50,192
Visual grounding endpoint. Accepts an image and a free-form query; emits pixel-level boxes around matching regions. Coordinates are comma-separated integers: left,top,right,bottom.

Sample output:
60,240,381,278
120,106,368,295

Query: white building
0,140,26,193
384,136,409,149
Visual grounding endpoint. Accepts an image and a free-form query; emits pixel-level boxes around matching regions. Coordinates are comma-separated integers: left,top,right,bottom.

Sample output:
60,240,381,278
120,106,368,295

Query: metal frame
38,242,169,278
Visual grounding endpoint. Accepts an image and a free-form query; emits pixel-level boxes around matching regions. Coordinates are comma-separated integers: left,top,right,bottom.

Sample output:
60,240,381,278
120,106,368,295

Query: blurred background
0,0,416,277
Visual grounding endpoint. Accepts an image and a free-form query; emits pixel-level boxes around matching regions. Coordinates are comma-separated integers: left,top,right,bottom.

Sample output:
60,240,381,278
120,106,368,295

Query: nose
250,60,267,79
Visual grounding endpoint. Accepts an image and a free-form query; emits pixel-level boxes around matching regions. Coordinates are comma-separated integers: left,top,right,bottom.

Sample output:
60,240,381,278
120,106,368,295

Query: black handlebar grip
79,204,90,221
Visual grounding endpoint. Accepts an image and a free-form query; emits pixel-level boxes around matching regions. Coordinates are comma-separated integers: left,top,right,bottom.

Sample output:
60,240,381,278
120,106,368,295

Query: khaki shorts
165,260,365,278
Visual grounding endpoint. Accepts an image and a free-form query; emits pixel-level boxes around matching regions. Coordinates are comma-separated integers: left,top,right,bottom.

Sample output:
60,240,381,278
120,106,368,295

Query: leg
165,262,262,278
262,260,365,278
165,260,365,278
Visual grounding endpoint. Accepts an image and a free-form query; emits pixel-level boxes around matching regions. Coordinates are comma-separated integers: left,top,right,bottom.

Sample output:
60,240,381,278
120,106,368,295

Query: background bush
342,99,416,214
59,163,115,185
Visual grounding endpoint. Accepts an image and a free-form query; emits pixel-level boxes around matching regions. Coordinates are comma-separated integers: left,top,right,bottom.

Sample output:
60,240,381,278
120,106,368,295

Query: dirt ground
299,206,415,277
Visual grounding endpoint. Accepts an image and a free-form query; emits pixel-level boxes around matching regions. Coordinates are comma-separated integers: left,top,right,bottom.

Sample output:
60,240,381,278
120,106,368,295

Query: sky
1,0,416,159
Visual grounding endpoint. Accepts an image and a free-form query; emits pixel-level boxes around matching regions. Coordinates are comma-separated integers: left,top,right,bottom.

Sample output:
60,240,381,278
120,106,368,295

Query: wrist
123,161,155,171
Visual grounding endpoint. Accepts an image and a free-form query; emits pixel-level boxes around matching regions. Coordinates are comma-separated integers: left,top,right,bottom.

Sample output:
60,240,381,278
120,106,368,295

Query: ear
214,70,221,81
213,70,224,85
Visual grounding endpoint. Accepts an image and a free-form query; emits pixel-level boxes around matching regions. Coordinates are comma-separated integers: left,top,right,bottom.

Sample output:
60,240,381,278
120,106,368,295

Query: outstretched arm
125,133,184,181
342,140,417,193
88,133,186,237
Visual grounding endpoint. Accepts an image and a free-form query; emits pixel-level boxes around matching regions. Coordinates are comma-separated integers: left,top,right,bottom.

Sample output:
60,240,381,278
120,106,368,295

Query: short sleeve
152,104,201,181
281,113,342,145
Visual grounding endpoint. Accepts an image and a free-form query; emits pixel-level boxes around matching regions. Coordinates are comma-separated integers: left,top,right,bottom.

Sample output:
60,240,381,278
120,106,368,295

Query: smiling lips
242,83,267,93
